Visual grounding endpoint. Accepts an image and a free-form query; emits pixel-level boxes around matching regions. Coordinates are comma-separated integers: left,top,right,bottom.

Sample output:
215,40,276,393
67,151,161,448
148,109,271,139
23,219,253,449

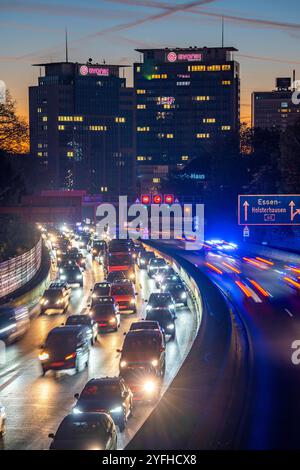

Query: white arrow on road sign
243,201,249,221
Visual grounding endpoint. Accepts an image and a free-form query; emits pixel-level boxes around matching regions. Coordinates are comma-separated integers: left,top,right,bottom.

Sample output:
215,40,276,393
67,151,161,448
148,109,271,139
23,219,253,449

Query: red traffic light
141,194,151,205
152,194,162,204
164,194,174,204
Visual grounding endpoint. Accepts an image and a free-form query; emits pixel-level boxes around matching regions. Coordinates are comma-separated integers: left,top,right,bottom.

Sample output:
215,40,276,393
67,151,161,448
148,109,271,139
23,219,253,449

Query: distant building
252,77,300,130
29,61,136,198
134,46,240,192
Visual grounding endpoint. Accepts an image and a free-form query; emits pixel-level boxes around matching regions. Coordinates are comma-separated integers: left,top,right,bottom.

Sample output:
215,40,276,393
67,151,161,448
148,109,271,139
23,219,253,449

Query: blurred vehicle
106,252,135,283
73,377,133,432
59,264,83,287
111,280,137,313
165,282,187,306
106,271,127,284
146,292,176,316
147,257,169,277
146,308,176,340
90,239,107,263
118,329,166,401
49,412,117,450
0,305,30,343
39,325,90,375
90,298,120,333
40,285,70,314
79,232,92,249
0,402,6,437
90,282,111,306
49,281,71,297
65,315,98,345
137,250,156,269
68,248,86,270
108,239,134,254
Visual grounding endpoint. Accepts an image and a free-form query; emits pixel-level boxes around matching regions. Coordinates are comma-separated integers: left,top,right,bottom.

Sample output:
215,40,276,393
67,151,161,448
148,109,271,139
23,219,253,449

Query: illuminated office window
137,89,146,94
166,133,174,139
137,156,147,161
194,96,210,101
67,151,74,157
181,156,189,161
137,126,150,131
203,118,216,123
37,107,42,113
137,104,146,109
115,117,126,123
74,116,83,122
58,125,65,130
42,116,48,122
188,65,206,72
89,125,107,131
222,65,231,71
197,133,210,138
37,152,43,157
136,66,141,72
153,178,161,183
222,80,231,85
221,125,231,131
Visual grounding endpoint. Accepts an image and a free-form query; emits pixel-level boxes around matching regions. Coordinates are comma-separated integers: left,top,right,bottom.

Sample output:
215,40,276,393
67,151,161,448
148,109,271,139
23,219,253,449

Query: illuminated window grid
137,126,150,132
166,133,174,139
189,64,231,72
181,156,189,161
137,104,146,109
58,116,83,122
153,178,161,183
58,125,65,130
221,125,231,131
222,80,231,85
67,151,74,157
89,125,107,131
151,74,167,79
203,118,216,123
197,133,210,139
194,96,210,101
136,89,146,94
115,117,126,123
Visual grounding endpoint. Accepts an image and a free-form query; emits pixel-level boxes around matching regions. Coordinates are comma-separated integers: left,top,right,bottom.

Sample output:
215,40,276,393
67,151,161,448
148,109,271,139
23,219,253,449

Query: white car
0,402,6,437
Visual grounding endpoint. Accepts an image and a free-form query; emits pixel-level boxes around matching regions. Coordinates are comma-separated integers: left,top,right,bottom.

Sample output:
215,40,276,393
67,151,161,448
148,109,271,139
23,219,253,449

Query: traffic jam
0,224,194,450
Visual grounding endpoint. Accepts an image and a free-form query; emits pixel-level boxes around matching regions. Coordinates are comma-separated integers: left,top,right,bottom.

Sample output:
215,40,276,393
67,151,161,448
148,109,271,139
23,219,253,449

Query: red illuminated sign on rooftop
79,65,110,77
166,52,202,63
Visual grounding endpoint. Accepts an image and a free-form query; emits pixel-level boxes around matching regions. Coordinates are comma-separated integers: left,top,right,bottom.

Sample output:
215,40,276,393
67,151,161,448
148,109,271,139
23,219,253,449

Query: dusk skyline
1,0,300,124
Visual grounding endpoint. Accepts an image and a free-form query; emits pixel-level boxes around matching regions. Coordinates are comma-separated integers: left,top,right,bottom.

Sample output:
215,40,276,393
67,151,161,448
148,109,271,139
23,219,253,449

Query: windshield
81,383,120,400
111,285,133,295
44,290,63,299
93,306,114,317
124,335,160,353
147,310,173,322
150,259,166,266
46,333,77,352
149,294,171,306
67,316,90,326
55,419,107,440
93,285,110,296
108,254,132,266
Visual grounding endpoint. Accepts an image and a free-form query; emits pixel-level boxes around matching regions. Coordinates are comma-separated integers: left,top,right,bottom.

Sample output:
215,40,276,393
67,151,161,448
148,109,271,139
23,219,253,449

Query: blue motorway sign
238,195,300,226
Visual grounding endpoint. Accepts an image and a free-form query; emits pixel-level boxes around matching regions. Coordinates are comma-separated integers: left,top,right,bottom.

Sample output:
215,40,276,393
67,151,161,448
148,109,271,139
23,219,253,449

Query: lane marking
285,308,294,317
0,370,22,392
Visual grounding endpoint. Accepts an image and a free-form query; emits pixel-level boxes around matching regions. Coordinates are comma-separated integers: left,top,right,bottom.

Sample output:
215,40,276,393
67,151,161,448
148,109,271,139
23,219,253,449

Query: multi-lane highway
0,246,197,450
158,240,300,449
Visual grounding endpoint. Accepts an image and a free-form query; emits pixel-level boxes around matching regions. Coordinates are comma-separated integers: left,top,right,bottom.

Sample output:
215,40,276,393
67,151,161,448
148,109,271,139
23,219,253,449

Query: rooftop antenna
221,16,224,48
65,28,69,63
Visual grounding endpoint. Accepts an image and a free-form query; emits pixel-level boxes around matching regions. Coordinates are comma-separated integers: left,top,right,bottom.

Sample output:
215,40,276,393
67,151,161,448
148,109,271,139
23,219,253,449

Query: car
39,325,90,375
137,251,156,269
164,282,188,306
160,273,181,291
68,248,86,270
129,320,163,333
59,264,83,287
90,299,120,333
146,308,176,340
147,257,169,277
146,292,176,317
111,280,137,313
90,282,111,306
0,306,30,343
65,315,98,345
118,329,166,401
73,377,133,432
40,286,70,314
106,252,135,283
106,271,127,284
0,402,6,437
91,239,107,262
49,412,117,450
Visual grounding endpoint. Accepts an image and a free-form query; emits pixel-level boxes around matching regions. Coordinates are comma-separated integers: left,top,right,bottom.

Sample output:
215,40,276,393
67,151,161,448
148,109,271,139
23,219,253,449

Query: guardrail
0,238,42,299
127,241,251,450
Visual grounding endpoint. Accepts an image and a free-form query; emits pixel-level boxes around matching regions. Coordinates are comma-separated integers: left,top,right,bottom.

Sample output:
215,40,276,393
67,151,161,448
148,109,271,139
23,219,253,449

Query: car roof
125,329,161,339
85,376,121,386
62,412,111,423
48,325,87,335
94,282,110,287
49,282,67,288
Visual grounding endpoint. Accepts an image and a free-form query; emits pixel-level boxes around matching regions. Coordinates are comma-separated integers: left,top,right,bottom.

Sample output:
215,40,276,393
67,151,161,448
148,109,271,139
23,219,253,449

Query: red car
111,280,137,313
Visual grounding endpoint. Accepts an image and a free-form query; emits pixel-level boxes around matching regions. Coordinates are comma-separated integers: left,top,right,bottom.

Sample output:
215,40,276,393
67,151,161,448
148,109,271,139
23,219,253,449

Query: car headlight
140,259,145,264
143,380,156,394
167,323,175,330
92,294,97,299
169,304,174,309
181,292,187,299
120,360,127,368
146,305,152,311
110,406,122,413
151,359,158,367
60,275,66,280
109,317,117,324
72,407,82,415
130,298,136,305
129,273,135,280
39,352,49,361
149,266,155,270
76,274,82,280
93,249,97,254
60,268,64,273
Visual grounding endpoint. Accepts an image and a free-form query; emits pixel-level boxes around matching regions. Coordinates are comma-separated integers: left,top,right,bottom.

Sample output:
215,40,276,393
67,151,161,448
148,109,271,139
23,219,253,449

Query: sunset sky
1,0,300,124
